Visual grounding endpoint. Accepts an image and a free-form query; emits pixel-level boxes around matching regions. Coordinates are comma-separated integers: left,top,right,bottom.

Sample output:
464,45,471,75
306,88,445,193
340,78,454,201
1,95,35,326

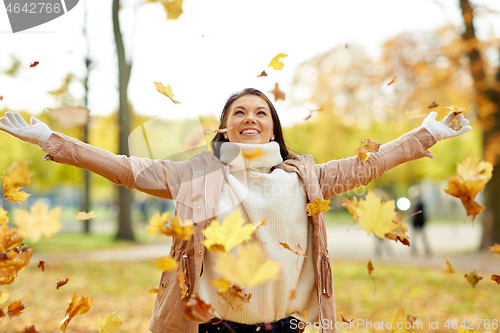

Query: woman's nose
244,115,256,123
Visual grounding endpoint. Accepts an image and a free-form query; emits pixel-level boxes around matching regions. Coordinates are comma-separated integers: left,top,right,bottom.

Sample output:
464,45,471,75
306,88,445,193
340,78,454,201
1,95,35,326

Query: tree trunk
459,0,500,248
112,0,135,241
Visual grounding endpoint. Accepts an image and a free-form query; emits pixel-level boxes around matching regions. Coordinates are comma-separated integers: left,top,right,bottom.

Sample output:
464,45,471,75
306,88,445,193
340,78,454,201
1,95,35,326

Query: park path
32,223,499,275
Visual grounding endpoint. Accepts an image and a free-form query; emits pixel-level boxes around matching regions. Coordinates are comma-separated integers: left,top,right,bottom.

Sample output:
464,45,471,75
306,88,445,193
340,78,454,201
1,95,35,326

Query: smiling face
225,94,274,144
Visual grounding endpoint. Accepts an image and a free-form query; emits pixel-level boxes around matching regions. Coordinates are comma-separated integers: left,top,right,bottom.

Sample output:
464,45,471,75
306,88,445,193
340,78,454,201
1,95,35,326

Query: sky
1,0,500,127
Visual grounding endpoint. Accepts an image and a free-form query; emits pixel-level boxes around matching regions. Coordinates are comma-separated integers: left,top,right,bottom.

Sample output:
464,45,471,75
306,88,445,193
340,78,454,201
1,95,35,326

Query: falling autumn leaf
14,200,62,242
148,287,163,294
270,83,285,101
303,108,323,121
257,71,267,77
464,270,483,288
428,101,439,109
268,53,288,71
215,242,280,288
306,198,332,216
386,307,413,333
385,214,411,246
37,261,45,272
209,278,231,293
75,211,96,221
202,210,264,253
341,197,359,222
488,243,500,254
7,299,25,318
97,312,122,333
279,242,306,257
182,295,215,323
341,314,353,323
356,191,400,238
241,148,267,159
387,76,396,85
23,325,40,333
0,308,4,321
154,256,179,272
0,207,8,224
56,278,69,289
217,285,252,310
29,61,39,68
147,212,195,240
145,0,183,20
443,258,456,273
60,294,93,332
444,157,493,221
355,139,380,162
2,162,32,204
0,225,33,285
154,81,180,105
0,96,3,101
445,105,466,115
367,260,374,275
178,270,189,299
491,274,500,285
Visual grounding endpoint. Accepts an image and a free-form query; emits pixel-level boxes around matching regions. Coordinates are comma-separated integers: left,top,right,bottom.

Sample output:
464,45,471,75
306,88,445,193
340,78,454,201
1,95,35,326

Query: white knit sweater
198,142,318,324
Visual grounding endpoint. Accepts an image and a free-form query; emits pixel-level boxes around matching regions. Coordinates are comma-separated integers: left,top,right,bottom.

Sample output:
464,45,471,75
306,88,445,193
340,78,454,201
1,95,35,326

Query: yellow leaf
341,197,358,222
443,258,455,273
3,162,32,187
0,207,9,224
154,81,180,104
161,0,183,20
97,312,122,333
209,278,231,293
154,256,178,272
279,242,306,257
0,290,9,304
216,285,251,310
60,294,92,332
385,215,411,246
241,148,267,159
202,210,263,252
163,214,195,240
445,105,466,114
178,270,189,298
146,211,170,234
14,200,62,242
148,287,163,294
464,269,482,288
215,242,280,288
268,53,288,71
3,182,30,204
0,224,23,252
75,211,96,221
386,307,413,333
357,191,399,238
305,198,332,216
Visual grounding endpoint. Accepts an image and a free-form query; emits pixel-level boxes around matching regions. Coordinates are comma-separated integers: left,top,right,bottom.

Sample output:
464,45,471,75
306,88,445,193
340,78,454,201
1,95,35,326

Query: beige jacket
40,126,436,333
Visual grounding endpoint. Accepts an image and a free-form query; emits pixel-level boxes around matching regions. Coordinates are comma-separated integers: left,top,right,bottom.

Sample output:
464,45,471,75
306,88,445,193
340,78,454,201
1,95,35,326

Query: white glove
0,112,53,147
422,111,472,141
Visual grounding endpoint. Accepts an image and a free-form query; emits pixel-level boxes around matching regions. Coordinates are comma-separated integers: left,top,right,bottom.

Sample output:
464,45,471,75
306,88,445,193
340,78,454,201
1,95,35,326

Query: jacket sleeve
40,132,186,200
315,127,437,199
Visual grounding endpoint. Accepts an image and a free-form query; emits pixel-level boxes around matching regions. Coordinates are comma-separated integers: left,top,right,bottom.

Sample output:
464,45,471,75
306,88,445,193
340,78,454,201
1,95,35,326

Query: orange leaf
306,198,332,216
270,83,285,101
182,295,216,323
279,242,306,257
24,325,40,333
387,76,396,85
491,274,500,285
385,215,411,246
367,260,374,275
37,261,45,272
443,258,456,273
29,61,39,68
56,278,69,289
7,299,25,318
464,270,483,288
355,139,380,162
178,271,189,299
257,71,267,77
341,314,353,323
60,294,92,332
489,243,500,254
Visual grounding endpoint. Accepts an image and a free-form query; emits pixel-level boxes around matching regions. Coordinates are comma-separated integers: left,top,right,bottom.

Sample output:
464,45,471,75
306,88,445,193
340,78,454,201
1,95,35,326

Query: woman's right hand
0,112,53,147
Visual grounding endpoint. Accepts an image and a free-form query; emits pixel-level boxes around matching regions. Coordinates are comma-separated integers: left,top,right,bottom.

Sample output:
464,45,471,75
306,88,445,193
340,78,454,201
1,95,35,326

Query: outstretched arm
0,112,183,200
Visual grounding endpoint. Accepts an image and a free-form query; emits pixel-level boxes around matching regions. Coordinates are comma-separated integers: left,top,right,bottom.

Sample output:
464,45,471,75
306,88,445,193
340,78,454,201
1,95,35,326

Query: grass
2,260,499,333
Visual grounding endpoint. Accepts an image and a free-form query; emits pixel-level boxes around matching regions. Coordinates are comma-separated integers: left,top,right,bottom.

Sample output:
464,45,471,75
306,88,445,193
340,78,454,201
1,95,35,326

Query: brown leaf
29,61,39,68
60,294,93,332
355,139,380,162
178,271,189,299
0,308,4,320
443,258,456,273
0,96,3,101
367,260,374,275
257,71,267,77
56,278,69,289
387,76,396,85
217,285,252,310
270,83,285,101
491,274,500,285
182,295,216,323
489,243,500,254
341,314,353,323
464,270,483,288
428,101,439,109
7,299,25,318
37,260,45,272
385,215,411,246
24,325,40,333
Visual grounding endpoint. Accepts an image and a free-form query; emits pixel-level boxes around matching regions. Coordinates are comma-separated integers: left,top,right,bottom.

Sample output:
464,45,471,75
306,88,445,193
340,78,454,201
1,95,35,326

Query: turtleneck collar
219,141,283,172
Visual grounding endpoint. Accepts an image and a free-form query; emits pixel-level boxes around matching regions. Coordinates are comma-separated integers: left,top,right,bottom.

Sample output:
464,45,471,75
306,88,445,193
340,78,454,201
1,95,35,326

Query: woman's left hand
422,111,472,141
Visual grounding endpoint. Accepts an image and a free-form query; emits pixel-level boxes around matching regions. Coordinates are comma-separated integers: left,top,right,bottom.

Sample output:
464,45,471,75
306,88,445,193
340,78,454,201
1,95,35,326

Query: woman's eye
235,110,243,114
258,111,267,115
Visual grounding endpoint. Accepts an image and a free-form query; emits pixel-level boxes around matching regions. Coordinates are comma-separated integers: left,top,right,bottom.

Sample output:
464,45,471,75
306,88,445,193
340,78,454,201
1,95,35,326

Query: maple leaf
60,294,93,332
154,81,180,104
154,256,178,272
257,70,267,77
270,83,285,101
241,148,267,159
387,76,396,85
202,210,264,252
367,260,374,275
491,274,500,285
37,260,45,272
2,163,32,203
209,278,231,293
14,200,62,242
75,211,96,221
357,191,399,238
428,101,439,109
29,61,39,68
443,258,456,273
3,184,30,204
215,242,280,288
488,243,500,254
56,278,69,289
178,270,189,298
182,295,216,323
7,299,25,318
148,212,195,240
217,285,252,310
355,139,380,162
97,312,122,333
0,225,33,285
0,207,9,224
444,157,493,221
342,197,358,222
385,215,411,246
268,53,288,71
386,307,413,333
464,270,483,288
146,211,170,234
279,242,306,257
0,224,23,252
306,198,332,216
445,105,466,114
24,326,40,333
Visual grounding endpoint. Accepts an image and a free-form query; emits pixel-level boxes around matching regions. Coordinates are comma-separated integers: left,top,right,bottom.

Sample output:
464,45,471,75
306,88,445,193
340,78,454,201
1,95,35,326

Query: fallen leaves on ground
60,294,93,332
355,139,380,162
75,211,97,221
279,242,306,257
268,53,288,71
202,210,264,253
182,295,215,323
14,200,62,242
153,256,178,272
464,270,482,288
7,299,25,318
443,258,456,273
215,242,280,288
306,198,332,216
153,82,180,104
444,157,493,221
56,278,69,289
97,312,122,333
217,285,252,310
270,83,285,101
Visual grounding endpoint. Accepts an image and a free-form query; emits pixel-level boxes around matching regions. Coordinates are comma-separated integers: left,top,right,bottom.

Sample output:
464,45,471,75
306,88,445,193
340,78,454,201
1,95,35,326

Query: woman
0,88,471,333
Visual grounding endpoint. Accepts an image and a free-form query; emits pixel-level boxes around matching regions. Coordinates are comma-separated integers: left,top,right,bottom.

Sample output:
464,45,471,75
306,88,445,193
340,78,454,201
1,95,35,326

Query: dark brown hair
211,88,290,160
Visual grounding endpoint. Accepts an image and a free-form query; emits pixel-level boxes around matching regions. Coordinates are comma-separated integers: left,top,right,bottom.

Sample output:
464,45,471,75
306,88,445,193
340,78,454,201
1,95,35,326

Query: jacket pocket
321,255,333,297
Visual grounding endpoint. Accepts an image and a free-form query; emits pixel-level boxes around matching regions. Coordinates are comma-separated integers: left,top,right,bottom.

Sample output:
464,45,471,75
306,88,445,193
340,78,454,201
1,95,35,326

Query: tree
459,0,500,248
